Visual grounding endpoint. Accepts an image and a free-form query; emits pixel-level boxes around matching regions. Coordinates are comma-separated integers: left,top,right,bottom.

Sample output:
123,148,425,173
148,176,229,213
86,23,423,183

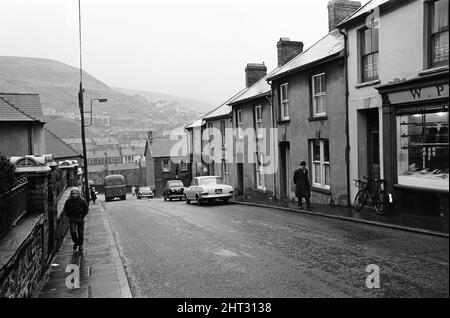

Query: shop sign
388,84,448,104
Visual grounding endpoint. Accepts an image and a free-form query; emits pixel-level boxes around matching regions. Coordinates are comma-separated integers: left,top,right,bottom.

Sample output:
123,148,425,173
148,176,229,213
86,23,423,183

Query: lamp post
86,98,108,127
77,0,90,203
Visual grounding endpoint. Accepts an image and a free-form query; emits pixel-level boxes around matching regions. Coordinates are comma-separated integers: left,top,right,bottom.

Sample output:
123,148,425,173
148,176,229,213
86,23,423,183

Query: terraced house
337,0,449,217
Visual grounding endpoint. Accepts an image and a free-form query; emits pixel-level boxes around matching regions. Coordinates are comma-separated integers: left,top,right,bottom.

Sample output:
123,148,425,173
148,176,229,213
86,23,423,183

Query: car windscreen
168,181,184,187
140,187,151,191
198,178,221,186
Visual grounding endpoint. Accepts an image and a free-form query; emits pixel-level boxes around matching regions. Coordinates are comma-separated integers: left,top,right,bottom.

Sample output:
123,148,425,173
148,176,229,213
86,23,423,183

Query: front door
367,109,380,179
237,163,244,195
279,142,290,198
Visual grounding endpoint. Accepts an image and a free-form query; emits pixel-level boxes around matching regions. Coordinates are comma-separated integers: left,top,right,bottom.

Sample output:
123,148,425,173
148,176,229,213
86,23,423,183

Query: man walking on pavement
64,187,89,252
293,161,313,210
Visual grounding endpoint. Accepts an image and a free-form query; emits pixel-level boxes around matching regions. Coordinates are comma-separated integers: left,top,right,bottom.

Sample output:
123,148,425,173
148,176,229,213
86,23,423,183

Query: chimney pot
327,0,361,32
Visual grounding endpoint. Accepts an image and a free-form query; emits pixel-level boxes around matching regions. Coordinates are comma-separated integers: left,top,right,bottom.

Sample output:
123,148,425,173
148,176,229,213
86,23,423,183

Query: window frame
237,109,243,139
280,83,290,121
255,153,266,191
426,0,449,69
310,139,331,190
255,105,263,139
359,23,379,83
311,73,327,117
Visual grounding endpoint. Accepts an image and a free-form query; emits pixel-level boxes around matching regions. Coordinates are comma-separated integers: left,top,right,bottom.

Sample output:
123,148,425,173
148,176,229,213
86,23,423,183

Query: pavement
231,196,449,237
103,195,449,297
36,195,132,298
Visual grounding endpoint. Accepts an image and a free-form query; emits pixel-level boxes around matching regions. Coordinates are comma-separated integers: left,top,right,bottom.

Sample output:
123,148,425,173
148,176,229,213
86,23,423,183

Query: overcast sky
0,0,368,106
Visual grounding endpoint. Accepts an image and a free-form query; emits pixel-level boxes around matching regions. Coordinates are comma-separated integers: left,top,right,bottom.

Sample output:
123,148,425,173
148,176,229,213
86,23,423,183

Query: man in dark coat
293,161,312,209
64,187,89,251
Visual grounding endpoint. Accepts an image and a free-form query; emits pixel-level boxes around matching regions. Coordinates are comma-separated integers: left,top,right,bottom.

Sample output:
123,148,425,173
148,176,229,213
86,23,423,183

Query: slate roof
0,93,44,122
89,162,146,173
146,136,183,158
44,128,81,159
122,148,145,156
228,69,283,106
87,149,121,159
336,0,390,28
204,89,247,120
267,29,344,81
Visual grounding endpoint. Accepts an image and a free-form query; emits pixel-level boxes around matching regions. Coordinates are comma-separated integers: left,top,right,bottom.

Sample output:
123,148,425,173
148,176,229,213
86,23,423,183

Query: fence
55,170,67,199
0,176,28,237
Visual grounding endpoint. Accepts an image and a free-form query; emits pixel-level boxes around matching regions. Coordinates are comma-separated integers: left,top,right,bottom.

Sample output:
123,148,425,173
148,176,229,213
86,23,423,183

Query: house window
360,23,379,82
220,120,226,149
221,159,228,176
312,73,326,117
237,109,243,139
207,122,213,142
311,139,330,189
280,83,289,120
429,0,449,68
256,153,265,190
179,163,188,172
162,159,170,172
255,105,263,139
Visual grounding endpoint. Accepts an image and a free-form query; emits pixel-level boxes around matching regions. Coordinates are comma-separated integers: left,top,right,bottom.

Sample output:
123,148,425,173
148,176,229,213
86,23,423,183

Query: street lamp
85,98,108,127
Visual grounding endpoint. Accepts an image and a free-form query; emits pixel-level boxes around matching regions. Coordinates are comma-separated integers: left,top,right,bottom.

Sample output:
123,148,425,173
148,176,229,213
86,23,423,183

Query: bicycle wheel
375,191,390,215
354,190,367,211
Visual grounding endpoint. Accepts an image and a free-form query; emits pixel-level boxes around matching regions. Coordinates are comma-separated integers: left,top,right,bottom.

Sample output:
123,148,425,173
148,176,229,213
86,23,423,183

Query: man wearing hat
63,187,89,251
293,161,312,210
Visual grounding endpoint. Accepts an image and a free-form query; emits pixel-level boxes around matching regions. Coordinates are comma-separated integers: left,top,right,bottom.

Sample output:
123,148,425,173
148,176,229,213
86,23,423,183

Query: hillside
113,87,212,114
0,56,206,132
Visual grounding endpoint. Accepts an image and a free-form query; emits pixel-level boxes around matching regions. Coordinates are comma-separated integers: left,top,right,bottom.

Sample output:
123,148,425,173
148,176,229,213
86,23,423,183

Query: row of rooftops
184,0,391,128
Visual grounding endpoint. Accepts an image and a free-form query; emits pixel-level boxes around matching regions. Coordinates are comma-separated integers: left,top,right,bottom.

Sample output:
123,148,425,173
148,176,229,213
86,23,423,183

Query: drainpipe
339,27,351,207
266,91,277,200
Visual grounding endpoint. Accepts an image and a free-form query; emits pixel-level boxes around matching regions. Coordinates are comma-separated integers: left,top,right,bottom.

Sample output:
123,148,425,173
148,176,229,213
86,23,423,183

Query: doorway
367,109,380,179
279,142,290,198
237,163,244,195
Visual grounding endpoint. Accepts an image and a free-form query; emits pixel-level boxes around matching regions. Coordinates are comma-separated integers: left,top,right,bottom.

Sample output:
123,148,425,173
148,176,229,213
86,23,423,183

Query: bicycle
353,176,389,215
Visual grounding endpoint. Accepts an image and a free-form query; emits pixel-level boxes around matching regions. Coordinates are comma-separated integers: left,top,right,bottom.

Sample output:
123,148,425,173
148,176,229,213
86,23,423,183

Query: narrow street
101,195,449,298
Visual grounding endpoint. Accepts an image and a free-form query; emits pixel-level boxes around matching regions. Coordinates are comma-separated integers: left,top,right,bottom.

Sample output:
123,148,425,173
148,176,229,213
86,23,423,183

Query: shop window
397,107,449,190
311,139,330,189
428,0,449,68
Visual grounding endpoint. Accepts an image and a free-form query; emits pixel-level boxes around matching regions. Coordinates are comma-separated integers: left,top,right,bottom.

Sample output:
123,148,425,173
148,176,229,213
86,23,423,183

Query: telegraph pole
78,0,90,203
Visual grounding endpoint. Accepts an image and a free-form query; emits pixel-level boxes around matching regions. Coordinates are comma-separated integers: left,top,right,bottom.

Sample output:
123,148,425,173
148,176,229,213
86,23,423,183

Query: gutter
339,27,351,207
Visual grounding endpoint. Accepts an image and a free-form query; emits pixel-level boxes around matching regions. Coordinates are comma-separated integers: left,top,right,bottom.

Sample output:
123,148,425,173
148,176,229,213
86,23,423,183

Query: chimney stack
245,63,267,88
147,131,153,144
327,0,361,32
277,38,304,67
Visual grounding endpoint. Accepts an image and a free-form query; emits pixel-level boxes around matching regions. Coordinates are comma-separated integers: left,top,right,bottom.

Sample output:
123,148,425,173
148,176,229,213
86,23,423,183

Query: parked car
104,174,126,202
184,176,233,205
163,180,185,201
137,186,153,199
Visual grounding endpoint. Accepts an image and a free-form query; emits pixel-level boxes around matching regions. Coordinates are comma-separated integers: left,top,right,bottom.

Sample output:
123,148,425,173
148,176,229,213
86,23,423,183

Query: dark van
104,174,126,202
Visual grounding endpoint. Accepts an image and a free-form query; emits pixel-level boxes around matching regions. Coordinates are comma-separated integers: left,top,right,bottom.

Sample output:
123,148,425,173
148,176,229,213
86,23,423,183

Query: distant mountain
113,87,213,114
0,56,206,134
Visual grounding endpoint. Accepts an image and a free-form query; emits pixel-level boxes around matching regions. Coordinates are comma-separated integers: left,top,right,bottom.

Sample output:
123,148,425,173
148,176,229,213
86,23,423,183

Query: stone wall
0,216,45,298
0,165,76,298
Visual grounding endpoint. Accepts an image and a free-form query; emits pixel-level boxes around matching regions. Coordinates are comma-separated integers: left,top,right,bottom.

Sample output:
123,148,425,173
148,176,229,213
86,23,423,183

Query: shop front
377,71,449,217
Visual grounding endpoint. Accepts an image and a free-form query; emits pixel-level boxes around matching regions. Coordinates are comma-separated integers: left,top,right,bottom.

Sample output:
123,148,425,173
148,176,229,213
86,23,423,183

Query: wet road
101,195,449,298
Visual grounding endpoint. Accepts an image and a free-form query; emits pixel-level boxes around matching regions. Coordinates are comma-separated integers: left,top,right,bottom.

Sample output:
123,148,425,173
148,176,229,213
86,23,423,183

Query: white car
184,176,234,205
